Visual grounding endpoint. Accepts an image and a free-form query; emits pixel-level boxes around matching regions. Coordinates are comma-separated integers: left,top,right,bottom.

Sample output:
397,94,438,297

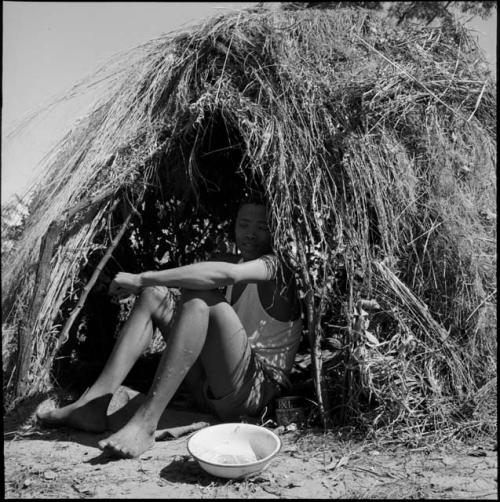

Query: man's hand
108,272,143,298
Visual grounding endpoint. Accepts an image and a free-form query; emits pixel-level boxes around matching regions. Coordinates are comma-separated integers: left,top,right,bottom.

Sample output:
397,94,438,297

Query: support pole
294,237,327,428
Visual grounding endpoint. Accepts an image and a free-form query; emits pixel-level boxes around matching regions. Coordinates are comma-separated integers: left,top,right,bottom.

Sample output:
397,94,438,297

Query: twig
352,33,468,122
405,221,443,247
465,289,497,323
467,80,488,122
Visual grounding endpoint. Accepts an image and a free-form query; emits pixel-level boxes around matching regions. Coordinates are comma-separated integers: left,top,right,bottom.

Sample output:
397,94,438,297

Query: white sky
1,2,496,204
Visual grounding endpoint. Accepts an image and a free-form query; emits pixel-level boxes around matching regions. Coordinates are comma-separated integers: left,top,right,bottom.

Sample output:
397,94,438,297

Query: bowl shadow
159,457,235,486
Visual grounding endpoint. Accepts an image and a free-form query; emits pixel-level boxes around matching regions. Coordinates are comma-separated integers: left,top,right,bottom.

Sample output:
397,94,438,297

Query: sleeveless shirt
225,282,303,381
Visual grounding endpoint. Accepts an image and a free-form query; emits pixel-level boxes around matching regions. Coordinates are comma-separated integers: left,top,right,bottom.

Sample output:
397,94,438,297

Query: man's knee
138,286,169,306
180,288,225,311
138,286,176,323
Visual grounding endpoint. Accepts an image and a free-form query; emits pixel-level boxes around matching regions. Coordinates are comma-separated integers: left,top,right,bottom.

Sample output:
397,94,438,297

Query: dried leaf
364,331,380,346
358,299,381,311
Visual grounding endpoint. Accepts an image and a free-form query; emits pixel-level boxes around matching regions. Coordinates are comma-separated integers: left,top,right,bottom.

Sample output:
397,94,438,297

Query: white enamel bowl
187,423,281,479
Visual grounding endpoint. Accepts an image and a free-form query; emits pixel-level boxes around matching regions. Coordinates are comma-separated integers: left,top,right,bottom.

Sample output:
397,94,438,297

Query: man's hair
237,190,267,211
231,190,270,242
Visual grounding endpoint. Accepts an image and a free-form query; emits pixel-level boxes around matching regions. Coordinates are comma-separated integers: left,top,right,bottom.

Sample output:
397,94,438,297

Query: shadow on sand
5,386,217,455
159,457,231,486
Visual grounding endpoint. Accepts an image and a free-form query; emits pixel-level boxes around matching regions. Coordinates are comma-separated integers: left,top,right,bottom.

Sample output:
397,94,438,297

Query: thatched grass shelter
2,7,496,437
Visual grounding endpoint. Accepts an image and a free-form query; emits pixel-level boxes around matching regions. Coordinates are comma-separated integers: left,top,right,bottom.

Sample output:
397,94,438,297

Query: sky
2,2,497,205
2,2,255,204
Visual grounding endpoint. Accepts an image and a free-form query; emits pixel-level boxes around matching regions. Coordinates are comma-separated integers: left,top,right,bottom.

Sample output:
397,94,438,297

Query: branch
43,197,137,373
292,233,328,428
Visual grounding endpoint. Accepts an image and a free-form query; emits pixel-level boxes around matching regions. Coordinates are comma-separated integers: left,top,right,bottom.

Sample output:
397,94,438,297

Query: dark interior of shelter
52,109,311,399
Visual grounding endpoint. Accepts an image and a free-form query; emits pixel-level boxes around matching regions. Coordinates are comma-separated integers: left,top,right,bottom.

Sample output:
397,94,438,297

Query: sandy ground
4,420,497,499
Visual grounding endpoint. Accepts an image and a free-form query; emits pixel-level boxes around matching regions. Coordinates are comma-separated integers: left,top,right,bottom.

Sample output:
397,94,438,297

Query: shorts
147,285,281,421
191,336,281,421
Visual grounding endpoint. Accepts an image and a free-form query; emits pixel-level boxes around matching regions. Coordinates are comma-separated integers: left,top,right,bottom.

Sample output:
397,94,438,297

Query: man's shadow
4,391,106,449
8,386,217,463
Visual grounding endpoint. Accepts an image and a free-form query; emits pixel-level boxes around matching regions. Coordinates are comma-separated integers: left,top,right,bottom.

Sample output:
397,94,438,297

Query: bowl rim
187,422,282,469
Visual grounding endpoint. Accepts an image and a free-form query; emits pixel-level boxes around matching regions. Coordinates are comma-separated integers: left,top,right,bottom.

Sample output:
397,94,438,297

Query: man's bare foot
36,393,111,433
98,417,156,458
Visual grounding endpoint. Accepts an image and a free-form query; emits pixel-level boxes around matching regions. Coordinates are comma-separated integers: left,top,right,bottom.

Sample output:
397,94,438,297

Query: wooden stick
45,198,135,364
15,218,63,397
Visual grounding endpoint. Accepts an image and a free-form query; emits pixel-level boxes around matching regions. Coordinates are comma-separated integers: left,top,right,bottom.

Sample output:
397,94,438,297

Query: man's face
235,203,272,261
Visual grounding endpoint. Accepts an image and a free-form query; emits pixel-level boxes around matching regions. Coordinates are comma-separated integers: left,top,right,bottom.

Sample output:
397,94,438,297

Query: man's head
234,196,272,261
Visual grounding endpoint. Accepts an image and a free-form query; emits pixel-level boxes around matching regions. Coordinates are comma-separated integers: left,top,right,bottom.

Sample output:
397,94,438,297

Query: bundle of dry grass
2,7,496,437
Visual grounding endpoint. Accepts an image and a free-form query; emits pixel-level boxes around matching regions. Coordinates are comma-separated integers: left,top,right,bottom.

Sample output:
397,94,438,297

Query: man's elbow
226,264,241,285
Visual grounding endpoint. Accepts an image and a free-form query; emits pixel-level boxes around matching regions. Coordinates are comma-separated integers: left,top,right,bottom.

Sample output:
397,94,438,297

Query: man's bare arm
109,255,279,296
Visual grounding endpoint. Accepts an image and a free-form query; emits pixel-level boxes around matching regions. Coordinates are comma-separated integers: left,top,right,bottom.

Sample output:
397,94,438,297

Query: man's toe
97,439,109,450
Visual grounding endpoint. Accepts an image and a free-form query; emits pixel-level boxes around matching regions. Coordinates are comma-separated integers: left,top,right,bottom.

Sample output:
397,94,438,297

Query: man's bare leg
36,288,173,432
98,289,248,458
